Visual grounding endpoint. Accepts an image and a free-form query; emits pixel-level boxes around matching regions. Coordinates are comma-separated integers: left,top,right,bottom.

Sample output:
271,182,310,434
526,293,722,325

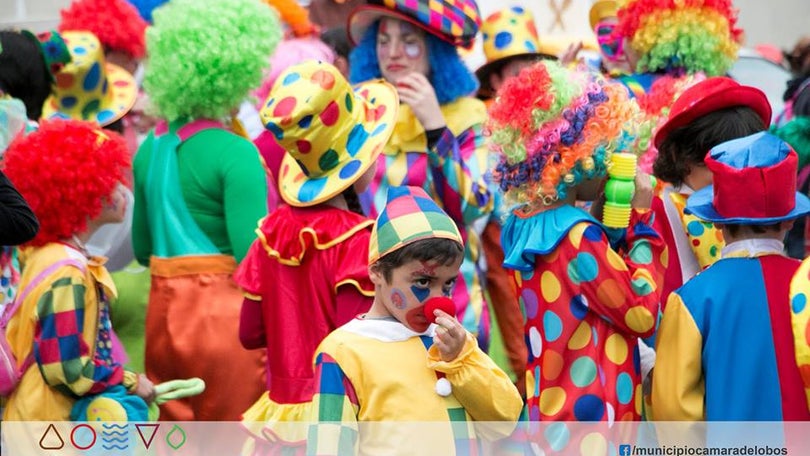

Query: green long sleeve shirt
132,128,268,265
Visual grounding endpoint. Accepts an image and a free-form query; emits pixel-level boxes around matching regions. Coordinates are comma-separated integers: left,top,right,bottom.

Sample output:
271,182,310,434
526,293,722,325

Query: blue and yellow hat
260,61,399,207
475,6,557,97
368,186,463,264
41,31,137,126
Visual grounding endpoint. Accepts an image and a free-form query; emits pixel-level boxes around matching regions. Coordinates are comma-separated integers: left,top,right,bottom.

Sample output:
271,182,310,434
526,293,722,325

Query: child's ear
368,264,384,287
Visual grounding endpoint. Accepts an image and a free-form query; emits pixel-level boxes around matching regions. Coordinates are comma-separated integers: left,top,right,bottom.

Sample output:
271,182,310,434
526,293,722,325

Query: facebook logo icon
619,444,632,456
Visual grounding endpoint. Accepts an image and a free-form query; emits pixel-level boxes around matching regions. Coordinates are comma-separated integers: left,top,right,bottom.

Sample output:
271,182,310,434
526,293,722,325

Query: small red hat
685,132,810,224
654,77,772,149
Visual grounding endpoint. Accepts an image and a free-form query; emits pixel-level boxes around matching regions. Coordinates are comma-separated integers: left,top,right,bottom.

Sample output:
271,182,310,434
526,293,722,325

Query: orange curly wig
59,0,148,59
3,120,131,247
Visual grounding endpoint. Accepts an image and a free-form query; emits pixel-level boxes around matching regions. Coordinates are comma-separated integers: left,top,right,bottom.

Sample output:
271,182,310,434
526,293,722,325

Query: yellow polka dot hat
41,31,137,126
260,61,399,207
475,6,557,98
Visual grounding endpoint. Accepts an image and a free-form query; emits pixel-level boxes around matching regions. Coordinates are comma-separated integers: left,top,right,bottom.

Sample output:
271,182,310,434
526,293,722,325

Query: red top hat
654,77,772,149
686,132,810,224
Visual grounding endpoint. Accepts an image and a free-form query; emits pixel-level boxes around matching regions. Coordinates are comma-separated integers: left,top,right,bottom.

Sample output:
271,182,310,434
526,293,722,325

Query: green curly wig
143,0,281,121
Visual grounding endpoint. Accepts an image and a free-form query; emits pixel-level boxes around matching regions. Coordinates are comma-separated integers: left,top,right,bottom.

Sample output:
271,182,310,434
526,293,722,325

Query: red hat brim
654,84,772,149
348,5,466,49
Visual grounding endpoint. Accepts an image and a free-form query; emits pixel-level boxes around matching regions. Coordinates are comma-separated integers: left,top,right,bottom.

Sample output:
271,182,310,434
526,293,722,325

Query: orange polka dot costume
488,62,666,433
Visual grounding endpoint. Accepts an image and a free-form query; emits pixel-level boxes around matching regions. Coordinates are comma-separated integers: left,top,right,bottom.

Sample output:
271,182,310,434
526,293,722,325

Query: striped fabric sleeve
34,275,123,396
307,351,360,456
427,124,493,227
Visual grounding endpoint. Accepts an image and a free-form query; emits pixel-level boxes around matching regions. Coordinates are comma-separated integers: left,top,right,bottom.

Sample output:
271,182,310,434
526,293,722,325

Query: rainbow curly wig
617,0,743,76
143,0,281,121
59,0,148,59
349,21,478,105
2,120,130,247
488,61,640,206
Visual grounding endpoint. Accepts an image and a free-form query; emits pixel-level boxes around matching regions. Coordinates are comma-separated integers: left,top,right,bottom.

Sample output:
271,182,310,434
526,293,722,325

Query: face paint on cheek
410,285,430,303
405,306,430,332
390,288,407,309
403,42,422,59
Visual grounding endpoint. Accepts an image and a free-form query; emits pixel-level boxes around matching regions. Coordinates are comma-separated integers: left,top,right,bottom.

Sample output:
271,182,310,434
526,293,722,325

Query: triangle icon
39,423,65,450
135,423,160,450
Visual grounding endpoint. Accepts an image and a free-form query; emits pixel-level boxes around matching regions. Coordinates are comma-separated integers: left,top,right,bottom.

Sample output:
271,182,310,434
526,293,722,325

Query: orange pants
145,255,266,421
482,221,527,398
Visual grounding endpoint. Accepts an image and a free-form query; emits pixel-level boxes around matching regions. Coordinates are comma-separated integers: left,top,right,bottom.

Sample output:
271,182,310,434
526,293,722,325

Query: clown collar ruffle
501,205,602,272
256,205,373,266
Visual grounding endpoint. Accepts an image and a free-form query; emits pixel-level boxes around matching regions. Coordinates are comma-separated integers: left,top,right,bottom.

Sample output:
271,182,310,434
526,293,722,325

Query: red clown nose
423,297,456,324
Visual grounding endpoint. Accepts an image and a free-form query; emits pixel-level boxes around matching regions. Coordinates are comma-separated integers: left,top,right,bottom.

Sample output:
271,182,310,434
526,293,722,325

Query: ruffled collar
256,205,373,266
501,205,601,271
384,97,487,155
341,316,436,342
721,239,785,259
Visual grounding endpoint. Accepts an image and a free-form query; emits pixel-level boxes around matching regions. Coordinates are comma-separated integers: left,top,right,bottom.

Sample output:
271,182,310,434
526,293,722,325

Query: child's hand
631,170,654,210
432,309,466,362
132,373,157,404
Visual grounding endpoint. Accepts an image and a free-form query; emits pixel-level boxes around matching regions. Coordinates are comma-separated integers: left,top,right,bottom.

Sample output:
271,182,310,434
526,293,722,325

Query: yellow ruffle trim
241,395,313,445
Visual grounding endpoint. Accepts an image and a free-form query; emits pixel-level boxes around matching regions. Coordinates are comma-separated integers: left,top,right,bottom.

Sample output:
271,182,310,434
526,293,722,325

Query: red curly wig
59,0,147,59
3,120,131,247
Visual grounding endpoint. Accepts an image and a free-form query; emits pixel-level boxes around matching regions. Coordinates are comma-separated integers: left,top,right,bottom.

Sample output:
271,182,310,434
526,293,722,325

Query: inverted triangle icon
135,423,160,450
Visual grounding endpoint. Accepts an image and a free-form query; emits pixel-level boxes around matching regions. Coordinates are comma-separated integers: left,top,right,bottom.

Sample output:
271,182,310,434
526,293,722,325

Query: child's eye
442,280,457,295
414,278,430,288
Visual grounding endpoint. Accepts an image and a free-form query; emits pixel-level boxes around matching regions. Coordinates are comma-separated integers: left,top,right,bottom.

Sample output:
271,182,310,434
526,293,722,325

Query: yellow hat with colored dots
475,6,557,98
41,31,136,127
260,61,399,207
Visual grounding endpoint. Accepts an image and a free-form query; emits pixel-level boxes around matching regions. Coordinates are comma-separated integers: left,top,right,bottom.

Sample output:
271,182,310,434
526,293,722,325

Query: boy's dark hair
104,118,125,134
723,222,784,237
0,31,52,120
371,238,464,283
654,106,766,186
341,185,365,216
320,27,351,60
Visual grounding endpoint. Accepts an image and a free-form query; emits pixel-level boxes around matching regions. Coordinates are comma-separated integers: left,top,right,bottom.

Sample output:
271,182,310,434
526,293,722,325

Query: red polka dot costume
488,62,666,439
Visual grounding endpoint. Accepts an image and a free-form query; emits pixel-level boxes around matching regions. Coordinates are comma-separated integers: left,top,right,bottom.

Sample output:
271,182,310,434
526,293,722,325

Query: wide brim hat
368,185,463,264
348,0,481,49
475,6,557,98
686,132,810,224
654,77,772,149
261,61,398,207
41,31,137,126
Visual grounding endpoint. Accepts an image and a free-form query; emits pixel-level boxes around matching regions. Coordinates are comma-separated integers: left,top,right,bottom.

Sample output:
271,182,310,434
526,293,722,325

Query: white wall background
1,0,808,53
